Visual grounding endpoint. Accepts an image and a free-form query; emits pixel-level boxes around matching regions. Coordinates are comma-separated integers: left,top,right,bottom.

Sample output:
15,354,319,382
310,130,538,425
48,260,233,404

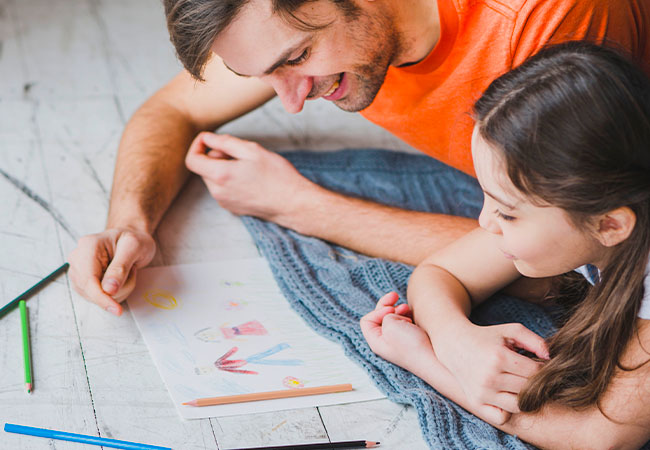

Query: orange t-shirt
360,0,650,177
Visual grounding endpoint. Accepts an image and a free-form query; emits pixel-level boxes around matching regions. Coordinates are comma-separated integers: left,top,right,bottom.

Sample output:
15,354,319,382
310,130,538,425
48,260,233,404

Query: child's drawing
194,327,223,343
195,343,303,375
128,258,384,419
221,320,268,339
144,289,180,310
283,376,305,389
224,300,246,311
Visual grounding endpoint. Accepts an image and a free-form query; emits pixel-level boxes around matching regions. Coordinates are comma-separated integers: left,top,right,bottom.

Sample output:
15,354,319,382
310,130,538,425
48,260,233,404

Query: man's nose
266,72,313,114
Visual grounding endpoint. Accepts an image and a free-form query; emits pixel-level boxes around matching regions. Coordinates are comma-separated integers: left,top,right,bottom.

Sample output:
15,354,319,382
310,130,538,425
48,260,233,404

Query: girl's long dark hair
474,41,650,412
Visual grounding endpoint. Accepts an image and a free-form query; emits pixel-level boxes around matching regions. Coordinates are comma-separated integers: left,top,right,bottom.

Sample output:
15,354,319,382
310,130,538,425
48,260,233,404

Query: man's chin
332,100,369,112
330,93,379,112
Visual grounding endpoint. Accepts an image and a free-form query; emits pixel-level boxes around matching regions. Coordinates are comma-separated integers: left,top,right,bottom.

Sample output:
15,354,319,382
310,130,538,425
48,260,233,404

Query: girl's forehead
471,126,528,206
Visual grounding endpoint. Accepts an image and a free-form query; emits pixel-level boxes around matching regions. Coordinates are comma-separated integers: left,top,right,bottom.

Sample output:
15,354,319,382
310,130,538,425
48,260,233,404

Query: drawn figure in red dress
220,320,268,339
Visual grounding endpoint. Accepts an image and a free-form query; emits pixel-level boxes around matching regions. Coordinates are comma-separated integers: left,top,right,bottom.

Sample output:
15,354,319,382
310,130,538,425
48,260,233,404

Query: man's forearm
280,186,478,265
107,98,198,233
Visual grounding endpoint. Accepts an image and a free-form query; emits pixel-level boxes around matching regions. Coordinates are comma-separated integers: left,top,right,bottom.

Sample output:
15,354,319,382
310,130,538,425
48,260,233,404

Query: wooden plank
0,0,430,449
319,399,430,450
0,141,97,450
215,409,329,449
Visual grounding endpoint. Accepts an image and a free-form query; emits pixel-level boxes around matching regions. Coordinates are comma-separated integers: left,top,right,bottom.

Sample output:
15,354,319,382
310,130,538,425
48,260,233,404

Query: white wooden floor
0,1,429,449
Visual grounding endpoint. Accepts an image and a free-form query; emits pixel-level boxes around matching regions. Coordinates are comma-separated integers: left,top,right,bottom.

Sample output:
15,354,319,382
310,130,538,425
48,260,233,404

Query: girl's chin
513,260,548,278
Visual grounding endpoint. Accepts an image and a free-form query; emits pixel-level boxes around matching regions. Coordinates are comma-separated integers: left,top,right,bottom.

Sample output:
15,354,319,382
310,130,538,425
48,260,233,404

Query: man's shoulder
457,0,614,19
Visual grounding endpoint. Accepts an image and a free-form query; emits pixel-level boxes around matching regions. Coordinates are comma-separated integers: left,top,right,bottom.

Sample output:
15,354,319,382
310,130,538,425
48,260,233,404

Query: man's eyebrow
223,36,312,78
484,189,518,210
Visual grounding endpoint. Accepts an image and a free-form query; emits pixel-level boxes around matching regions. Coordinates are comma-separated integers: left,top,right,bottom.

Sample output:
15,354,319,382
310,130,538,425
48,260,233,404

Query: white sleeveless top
574,258,650,320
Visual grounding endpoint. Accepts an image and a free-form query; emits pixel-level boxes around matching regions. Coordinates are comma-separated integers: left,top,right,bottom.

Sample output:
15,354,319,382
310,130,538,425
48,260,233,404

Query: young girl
361,42,650,449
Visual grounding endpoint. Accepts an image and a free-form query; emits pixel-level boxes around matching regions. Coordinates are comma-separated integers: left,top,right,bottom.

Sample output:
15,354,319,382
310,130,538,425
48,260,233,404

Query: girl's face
471,126,607,278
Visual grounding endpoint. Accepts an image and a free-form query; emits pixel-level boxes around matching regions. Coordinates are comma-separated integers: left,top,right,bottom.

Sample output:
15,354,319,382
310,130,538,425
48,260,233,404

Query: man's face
212,0,401,113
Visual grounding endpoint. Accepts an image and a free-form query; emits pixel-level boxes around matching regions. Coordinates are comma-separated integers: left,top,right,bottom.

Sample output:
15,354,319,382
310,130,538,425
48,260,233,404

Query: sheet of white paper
128,258,385,419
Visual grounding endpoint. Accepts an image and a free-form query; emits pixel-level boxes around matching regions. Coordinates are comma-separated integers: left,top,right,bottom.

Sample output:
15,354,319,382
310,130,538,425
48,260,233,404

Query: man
68,0,649,315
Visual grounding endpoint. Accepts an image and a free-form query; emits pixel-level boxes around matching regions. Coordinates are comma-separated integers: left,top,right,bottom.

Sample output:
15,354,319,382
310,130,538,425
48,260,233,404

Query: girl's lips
323,73,347,101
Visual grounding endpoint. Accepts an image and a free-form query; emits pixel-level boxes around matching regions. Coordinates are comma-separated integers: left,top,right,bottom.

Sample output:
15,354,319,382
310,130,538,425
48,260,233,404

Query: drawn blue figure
194,343,303,375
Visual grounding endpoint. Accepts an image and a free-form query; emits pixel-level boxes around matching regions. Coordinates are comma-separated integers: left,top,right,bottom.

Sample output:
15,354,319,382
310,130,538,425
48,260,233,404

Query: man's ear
594,207,636,247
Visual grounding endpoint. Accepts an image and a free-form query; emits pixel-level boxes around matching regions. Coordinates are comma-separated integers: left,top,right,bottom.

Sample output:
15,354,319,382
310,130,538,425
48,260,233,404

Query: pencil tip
366,442,379,448
182,401,196,406
26,384,32,393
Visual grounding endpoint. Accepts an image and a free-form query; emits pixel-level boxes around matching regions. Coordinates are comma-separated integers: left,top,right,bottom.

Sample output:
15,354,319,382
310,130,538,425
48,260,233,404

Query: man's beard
333,12,401,112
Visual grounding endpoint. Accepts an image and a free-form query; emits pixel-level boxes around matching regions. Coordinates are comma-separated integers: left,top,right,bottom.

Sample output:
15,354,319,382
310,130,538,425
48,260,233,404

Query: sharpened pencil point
367,442,379,448
182,400,197,406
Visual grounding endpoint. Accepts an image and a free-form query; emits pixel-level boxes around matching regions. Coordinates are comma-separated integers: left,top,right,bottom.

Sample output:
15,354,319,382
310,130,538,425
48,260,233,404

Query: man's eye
494,209,516,221
286,49,310,66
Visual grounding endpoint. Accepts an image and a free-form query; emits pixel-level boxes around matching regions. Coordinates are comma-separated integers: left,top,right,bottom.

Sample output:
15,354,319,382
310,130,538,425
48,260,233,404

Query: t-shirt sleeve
639,261,650,320
509,0,649,70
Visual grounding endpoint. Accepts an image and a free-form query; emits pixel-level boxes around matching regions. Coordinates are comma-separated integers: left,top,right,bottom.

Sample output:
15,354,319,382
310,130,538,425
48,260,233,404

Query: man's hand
435,320,549,419
185,132,318,225
68,228,156,315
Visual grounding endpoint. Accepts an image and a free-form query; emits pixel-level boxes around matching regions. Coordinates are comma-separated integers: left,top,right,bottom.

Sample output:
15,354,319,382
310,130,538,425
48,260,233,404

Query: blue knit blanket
240,149,648,450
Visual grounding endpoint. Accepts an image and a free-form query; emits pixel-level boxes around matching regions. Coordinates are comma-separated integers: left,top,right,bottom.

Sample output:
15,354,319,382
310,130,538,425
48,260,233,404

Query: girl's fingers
477,404,511,426
505,324,550,360
503,350,544,379
394,303,412,317
361,306,396,326
376,292,400,309
490,391,521,414
494,372,529,395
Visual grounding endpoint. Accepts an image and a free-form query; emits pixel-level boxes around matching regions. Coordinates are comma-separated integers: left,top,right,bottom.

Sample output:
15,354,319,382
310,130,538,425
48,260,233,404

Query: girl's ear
594,207,636,247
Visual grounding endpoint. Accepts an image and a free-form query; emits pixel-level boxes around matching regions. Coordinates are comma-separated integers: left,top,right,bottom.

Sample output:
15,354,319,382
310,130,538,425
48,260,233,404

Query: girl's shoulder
574,255,650,319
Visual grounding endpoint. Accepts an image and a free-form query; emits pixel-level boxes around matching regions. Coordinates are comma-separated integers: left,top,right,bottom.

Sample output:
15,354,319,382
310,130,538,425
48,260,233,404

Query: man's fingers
185,147,234,180
83,276,123,316
187,131,213,157
199,133,261,160
100,232,150,298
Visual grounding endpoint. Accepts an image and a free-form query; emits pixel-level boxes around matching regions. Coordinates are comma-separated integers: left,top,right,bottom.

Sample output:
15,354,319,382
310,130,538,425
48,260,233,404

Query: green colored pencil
19,300,33,393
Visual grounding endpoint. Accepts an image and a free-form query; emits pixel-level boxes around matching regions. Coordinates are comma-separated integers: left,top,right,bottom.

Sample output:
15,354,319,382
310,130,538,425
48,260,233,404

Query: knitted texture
240,149,649,450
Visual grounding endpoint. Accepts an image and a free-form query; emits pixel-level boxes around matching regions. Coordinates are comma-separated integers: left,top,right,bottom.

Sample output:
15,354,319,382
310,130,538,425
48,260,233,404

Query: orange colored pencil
183,383,353,407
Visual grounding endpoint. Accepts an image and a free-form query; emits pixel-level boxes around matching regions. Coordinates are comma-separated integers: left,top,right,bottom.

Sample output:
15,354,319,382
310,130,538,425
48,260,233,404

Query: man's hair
163,0,359,80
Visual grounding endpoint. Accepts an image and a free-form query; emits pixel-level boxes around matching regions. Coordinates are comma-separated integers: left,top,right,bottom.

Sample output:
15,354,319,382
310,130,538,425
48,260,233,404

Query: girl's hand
436,321,549,417
360,292,435,371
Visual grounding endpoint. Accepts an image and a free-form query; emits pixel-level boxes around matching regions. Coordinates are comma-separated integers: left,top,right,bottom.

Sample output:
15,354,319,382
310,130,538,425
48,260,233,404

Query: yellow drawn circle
143,289,179,310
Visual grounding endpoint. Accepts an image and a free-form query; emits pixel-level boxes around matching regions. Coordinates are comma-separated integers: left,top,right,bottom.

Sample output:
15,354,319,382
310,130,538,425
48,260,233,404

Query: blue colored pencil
4,423,172,450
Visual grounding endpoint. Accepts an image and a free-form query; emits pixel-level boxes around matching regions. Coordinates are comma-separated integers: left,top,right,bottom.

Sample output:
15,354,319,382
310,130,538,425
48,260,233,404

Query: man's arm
68,57,276,314
183,132,480,265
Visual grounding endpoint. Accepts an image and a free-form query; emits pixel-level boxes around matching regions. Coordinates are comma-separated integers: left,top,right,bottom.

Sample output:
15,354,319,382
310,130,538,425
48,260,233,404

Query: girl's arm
407,228,550,418
363,302,650,448
499,318,650,449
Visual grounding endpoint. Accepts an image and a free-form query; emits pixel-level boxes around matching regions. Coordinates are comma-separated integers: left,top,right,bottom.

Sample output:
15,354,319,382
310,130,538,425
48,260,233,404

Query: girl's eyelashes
494,209,516,221
286,48,310,67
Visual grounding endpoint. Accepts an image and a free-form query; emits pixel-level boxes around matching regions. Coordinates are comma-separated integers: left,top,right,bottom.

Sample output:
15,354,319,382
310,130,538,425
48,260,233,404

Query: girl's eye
286,49,310,67
494,209,516,221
